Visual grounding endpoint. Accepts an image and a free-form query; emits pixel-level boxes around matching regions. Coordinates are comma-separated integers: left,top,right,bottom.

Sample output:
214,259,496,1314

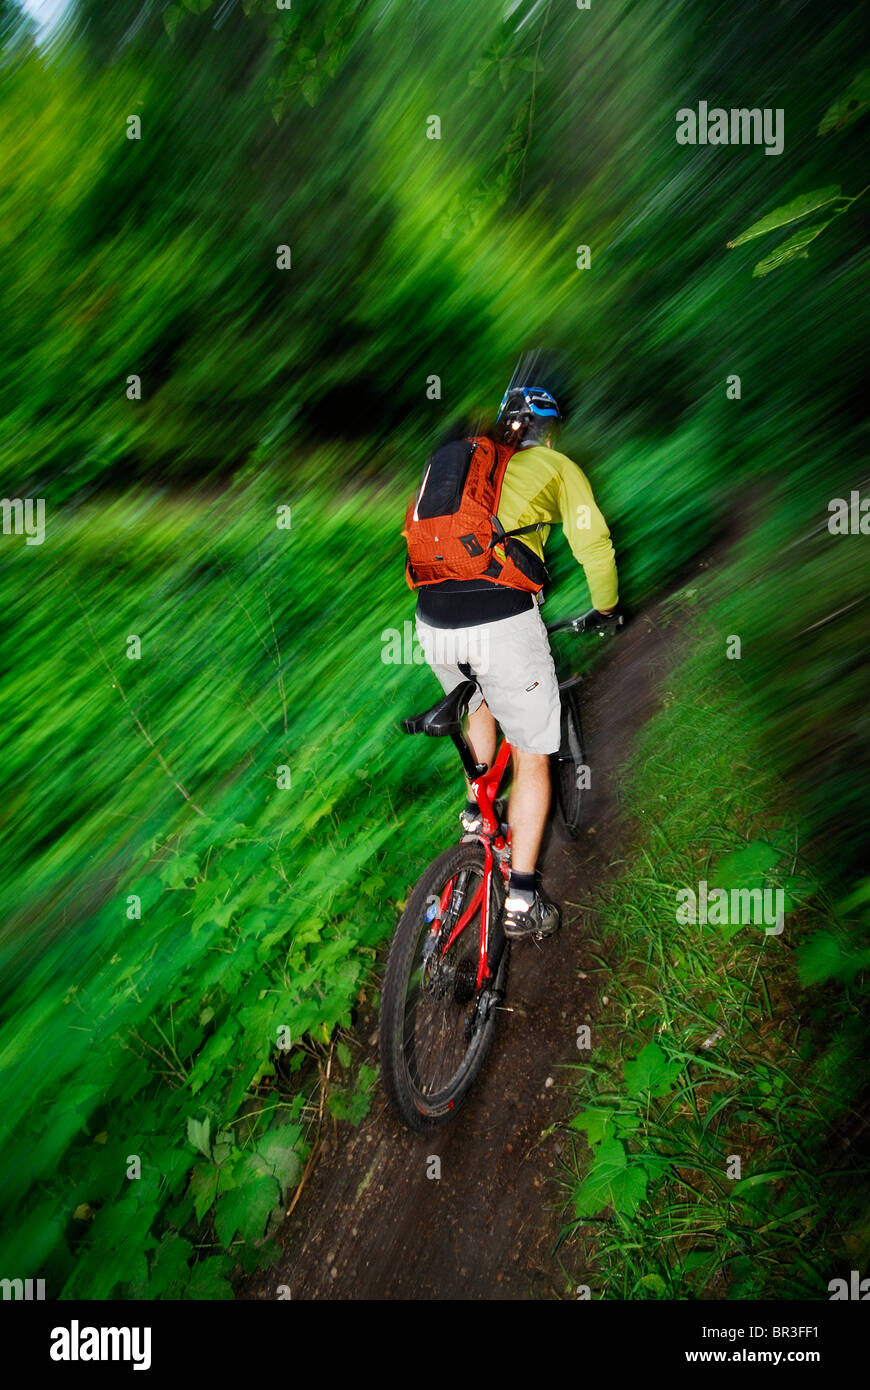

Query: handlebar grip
546,608,624,636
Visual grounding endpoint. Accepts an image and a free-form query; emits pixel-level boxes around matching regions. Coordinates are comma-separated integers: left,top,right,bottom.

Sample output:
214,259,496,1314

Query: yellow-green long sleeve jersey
415,441,618,629
497,444,619,612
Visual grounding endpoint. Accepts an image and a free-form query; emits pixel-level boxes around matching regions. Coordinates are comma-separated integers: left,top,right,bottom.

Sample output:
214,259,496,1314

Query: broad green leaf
256,1123,303,1156
336,1041,351,1069
211,1128,235,1166
798,931,844,986
623,1042,681,1098
214,1175,280,1246
818,70,870,135
573,1139,649,1217
185,1256,234,1300
160,853,200,889
727,188,841,247
189,875,240,932
256,923,295,956
326,1085,372,1126
147,1234,193,1298
636,1273,668,1297
255,1125,305,1201
707,841,787,933
715,841,780,885
260,1145,302,1202
752,220,834,277
187,1164,220,1223
797,931,870,986
186,1115,211,1158
569,1108,618,1145
187,1032,234,1095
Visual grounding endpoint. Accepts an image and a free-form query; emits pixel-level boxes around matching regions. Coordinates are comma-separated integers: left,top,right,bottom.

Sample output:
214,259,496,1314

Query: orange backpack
403,435,547,593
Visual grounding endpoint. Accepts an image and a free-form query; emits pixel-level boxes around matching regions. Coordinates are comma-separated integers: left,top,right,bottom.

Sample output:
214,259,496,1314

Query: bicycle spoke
401,865,485,1099
380,839,509,1128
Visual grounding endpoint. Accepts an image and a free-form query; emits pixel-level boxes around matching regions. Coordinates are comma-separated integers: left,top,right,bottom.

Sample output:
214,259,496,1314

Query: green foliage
562,623,870,1300
817,69,870,136
622,1043,682,1100
727,188,842,247
0,0,866,1302
325,1063,379,1126
0,472,456,1297
728,74,867,275
574,1139,650,1220
797,919,870,988
750,220,835,277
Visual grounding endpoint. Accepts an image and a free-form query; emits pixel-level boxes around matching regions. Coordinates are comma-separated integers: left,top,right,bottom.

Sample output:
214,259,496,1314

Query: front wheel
379,840,509,1132
552,685,588,838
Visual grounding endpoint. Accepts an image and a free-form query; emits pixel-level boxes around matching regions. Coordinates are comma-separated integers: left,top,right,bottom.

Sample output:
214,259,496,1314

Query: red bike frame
427,737,513,992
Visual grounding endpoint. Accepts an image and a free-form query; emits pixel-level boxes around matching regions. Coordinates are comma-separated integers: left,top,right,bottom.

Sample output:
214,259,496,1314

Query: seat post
451,661,486,778
450,729,486,782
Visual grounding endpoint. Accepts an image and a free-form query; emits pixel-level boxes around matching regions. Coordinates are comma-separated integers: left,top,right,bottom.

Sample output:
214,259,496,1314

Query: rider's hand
579,607,623,634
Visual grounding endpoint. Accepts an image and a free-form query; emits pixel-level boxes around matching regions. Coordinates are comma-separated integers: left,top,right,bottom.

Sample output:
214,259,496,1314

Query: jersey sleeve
553,452,619,611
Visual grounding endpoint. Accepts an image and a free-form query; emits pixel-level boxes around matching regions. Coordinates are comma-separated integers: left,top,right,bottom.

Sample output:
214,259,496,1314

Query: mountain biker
413,383,620,940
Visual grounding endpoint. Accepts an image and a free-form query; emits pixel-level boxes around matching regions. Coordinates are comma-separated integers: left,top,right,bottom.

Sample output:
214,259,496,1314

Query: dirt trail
244,582,693,1301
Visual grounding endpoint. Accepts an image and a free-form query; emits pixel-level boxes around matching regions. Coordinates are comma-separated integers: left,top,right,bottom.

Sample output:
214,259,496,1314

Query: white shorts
415,604,561,755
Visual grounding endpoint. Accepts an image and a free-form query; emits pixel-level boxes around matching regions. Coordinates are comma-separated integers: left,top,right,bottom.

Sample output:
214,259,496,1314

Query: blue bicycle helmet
496,385,561,445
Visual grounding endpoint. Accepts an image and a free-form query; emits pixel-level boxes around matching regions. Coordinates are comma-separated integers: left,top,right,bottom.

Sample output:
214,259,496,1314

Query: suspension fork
439,837,508,992
435,718,513,992
475,838,495,993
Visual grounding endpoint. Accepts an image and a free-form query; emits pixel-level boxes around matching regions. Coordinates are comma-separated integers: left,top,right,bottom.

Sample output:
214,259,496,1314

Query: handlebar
546,607,624,637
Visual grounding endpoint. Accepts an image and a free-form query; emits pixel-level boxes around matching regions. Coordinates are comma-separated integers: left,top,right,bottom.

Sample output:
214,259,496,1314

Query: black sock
508,870,536,906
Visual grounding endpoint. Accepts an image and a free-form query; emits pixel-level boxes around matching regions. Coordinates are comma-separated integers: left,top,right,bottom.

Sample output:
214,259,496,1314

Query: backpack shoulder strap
484,440,547,544
481,437,512,499
491,517,548,541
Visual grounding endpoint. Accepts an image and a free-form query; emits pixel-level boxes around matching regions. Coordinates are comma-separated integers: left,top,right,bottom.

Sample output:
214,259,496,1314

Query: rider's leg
465,700,497,785
501,749,560,937
507,749,551,873
459,703,497,832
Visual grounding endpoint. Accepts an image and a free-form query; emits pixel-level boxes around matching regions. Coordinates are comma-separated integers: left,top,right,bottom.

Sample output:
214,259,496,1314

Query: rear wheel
379,841,509,1132
552,686,587,837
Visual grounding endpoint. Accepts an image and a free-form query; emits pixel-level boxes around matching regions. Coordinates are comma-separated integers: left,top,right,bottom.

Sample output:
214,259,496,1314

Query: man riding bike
410,380,619,940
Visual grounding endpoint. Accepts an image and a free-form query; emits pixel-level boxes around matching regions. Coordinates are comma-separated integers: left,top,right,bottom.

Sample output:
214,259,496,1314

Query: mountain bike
379,606,620,1131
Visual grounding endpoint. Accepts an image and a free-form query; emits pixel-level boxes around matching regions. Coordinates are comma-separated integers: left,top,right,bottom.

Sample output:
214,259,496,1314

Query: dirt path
243,584,691,1301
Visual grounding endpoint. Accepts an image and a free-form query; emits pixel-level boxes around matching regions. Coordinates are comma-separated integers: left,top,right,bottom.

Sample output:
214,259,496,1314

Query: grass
557,593,870,1300
0,459,467,1297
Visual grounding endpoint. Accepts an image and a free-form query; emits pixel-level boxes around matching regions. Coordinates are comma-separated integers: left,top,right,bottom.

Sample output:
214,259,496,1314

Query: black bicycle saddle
402,678,478,737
